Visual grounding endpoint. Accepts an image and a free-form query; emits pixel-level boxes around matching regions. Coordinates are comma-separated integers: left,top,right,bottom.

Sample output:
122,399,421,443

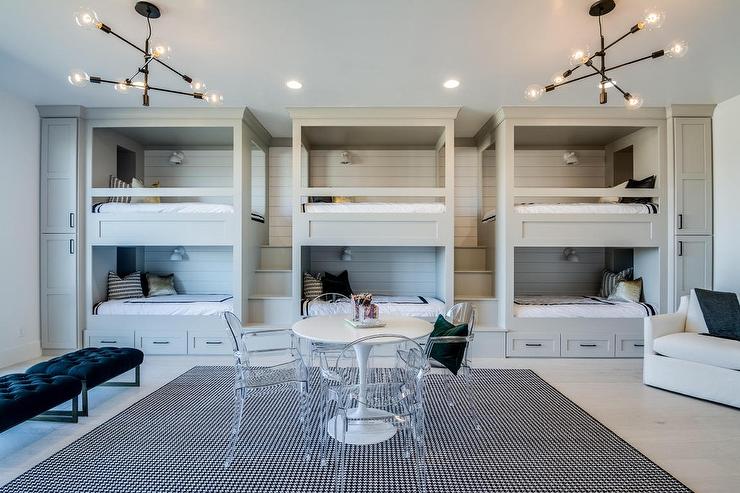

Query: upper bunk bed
479,107,668,248
289,107,459,247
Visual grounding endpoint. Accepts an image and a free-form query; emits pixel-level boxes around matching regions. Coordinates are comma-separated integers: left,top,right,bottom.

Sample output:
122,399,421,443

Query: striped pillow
108,175,131,203
108,271,144,300
600,267,633,298
303,272,323,300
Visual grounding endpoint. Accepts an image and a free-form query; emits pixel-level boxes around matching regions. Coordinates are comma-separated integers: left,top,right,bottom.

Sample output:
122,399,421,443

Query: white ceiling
1,0,738,138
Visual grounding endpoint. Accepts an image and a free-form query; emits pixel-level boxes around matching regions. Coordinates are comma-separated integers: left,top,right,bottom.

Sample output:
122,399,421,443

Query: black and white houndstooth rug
1,366,691,493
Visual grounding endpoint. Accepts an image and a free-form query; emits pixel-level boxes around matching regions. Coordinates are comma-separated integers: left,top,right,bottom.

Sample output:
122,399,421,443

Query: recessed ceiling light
443,79,460,89
286,80,303,89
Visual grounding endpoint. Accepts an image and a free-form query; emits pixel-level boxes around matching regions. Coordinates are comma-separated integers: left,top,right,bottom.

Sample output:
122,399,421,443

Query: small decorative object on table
347,293,384,328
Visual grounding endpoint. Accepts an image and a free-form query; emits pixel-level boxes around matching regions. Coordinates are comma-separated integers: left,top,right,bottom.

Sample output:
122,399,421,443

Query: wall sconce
563,248,580,263
341,247,352,261
340,151,352,165
169,151,185,165
563,151,579,166
169,246,187,261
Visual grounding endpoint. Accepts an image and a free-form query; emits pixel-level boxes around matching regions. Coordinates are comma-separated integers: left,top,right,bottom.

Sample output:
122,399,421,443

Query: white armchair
644,291,740,408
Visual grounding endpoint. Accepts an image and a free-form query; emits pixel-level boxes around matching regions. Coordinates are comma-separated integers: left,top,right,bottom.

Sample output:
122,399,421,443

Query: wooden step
260,245,292,270
454,271,493,298
455,246,487,271
252,270,292,297
454,296,498,326
247,297,296,325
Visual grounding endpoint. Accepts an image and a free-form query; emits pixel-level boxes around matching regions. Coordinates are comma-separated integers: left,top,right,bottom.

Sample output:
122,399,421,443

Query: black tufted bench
26,347,144,417
0,373,82,432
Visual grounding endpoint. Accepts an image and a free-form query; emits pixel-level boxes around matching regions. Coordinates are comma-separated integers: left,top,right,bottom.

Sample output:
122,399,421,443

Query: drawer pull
152,341,170,345
100,340,117,344
205,341,223,345
525,343,542,347
579,343,598,348
633,343,645,348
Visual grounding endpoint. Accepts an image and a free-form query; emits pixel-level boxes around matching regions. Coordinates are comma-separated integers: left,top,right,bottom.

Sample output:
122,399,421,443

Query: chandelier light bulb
148,39,172,59
642,9,666,30
552,73,566,85
624,93,644,110
113,81,130,93
67,69,90,87
203,91,224,106
665,40,688,58
190,79,207,92
598,79,617,89
74,8,100,29
524,84,545,102
569,47,591,66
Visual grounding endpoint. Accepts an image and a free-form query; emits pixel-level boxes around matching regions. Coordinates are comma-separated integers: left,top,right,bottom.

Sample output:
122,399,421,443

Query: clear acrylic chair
319,334,430,493
223,311,311,467
305,293,352,366
425,302,481,431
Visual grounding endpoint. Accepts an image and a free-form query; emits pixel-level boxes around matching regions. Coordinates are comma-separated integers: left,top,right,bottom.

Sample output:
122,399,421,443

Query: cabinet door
675,236,712,307
41,234,78,349
40,118,78,233
674,117,712,235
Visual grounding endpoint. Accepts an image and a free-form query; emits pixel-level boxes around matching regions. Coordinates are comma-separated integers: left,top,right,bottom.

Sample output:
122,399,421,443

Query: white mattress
303,202,446,214
482,202,658,222
93,202,234,214
513,296,656,318
305,296,445,319
94,295,233,316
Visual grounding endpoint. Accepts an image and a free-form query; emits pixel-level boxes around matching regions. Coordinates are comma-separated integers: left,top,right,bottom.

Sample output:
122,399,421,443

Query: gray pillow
108,271,143,300
146,273,177,297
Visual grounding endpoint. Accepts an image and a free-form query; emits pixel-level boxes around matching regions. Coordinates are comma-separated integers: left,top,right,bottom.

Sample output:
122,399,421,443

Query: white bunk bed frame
82,107,271,355
479,107,669,358
289,107,459,318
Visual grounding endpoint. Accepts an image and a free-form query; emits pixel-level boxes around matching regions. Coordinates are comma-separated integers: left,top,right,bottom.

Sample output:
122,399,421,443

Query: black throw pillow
427,315,469,375
620,175,656,204
322,270,352,297
695,288,740,342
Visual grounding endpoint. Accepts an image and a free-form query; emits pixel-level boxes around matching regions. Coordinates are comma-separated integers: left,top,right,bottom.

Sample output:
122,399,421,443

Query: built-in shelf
90,187,234,197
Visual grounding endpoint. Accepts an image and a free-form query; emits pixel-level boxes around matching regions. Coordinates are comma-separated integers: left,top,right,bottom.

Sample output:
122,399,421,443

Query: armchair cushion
694,288,740,342
653,332,740,371
427,315,468,375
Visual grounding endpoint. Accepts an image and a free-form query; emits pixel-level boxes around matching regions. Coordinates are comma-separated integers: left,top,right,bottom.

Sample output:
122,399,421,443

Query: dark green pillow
428,314,469,375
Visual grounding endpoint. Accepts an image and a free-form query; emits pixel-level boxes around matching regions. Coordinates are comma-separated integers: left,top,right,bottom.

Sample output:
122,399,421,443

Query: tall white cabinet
670,107,714,308
39,115,80,350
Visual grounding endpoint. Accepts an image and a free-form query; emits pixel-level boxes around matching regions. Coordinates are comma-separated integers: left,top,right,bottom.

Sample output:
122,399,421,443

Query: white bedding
93,202,234,214
94,295,233,316
304,296,445,319
303,202,446,214
482,202,658,222
513,296,656,318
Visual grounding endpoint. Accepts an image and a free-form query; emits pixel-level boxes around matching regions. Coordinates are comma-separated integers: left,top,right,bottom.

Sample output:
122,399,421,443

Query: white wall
713,93,740,293
0,86,41,368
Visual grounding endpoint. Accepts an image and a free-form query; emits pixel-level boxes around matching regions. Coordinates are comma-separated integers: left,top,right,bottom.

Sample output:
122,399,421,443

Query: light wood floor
1,356,739,492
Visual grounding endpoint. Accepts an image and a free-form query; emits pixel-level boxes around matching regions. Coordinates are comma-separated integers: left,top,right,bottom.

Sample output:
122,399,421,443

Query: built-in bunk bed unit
478,107,668,358
289,107,459,321
83,108,270,355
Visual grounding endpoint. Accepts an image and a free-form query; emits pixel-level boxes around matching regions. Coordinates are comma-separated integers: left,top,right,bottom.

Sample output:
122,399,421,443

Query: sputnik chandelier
524,0,687,109
68,2,222,106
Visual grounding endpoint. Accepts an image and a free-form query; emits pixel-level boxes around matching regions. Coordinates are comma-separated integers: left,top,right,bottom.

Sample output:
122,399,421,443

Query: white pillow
131,177,146,204
598,180,629,203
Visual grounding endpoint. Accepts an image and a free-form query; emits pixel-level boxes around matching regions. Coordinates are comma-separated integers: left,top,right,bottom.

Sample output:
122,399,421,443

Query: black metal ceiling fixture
524,0,687,109
68,1,223,106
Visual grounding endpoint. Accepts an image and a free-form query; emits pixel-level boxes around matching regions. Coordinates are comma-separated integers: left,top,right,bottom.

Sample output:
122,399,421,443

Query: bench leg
100,365,141,388
31,397,79,423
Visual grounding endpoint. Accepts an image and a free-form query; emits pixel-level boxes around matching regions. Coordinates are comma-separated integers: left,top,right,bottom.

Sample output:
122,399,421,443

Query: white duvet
482,202,658,222
95,295,234,316
513,296,655,318
303,202,445,214
305,296,445,319
93,202,234,214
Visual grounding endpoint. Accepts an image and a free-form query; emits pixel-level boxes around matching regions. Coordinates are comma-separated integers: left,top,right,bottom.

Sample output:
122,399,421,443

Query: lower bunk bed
302,295,446,321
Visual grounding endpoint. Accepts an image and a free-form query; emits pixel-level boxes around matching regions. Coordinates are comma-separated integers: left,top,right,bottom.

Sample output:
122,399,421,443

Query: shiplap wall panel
455,148,478,246
514,247,606,296
144,150,233,187
268,147,292,246
143,246,233,295
308,246,438,297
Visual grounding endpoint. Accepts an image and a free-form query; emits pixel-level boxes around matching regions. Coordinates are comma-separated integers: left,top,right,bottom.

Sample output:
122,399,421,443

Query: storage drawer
138,334,187,354
562,336,613,358
615,335,645,358
190,335,232,355
88,333,135,348
507,332,560,357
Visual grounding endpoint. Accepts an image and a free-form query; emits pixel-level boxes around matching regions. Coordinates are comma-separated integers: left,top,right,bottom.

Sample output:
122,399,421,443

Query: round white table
291,315,432,445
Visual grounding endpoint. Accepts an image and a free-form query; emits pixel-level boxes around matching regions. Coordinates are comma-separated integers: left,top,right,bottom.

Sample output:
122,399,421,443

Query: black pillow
620,175,656,204
309,196,333,203
322,270,352,297
695,288,740,342
427,315,469,375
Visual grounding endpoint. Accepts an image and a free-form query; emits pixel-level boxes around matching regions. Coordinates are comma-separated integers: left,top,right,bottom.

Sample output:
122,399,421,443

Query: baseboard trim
0,340,42,370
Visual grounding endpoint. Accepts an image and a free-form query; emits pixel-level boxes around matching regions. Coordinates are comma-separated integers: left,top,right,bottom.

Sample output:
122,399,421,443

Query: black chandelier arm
584,63,630,98
545,69,603,92
605,50,665,73
89,77,204,99
601,23,644,53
